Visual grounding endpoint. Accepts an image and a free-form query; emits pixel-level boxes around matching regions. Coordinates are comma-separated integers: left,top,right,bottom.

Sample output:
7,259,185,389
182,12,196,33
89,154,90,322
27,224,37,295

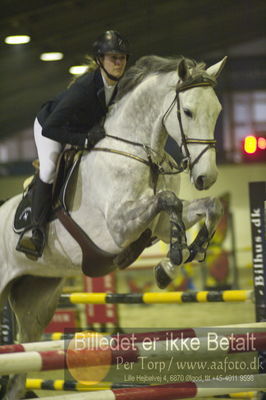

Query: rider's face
101,53,127,83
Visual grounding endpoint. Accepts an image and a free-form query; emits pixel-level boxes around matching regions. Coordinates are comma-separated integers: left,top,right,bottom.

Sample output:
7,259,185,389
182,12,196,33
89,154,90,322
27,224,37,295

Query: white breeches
34,118,62,184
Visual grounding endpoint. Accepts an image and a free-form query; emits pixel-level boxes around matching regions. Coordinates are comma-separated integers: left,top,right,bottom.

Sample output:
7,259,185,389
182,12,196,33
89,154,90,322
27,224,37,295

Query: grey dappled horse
0,55,226,398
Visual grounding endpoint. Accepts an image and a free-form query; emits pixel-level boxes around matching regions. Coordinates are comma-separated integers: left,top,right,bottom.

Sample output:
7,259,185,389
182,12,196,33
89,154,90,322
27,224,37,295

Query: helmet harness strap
96,57,120,82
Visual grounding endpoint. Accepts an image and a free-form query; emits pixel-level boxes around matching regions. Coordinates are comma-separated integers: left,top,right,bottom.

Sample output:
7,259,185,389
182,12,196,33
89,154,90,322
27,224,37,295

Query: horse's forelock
180,60,217,87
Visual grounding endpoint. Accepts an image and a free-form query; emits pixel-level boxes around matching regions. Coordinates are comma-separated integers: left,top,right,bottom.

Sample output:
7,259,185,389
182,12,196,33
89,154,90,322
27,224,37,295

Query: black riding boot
16,176,53,260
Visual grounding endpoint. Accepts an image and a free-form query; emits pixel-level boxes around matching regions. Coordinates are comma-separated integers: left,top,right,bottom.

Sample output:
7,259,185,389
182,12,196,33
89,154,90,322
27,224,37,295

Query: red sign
84,273,118,325
44,309,77,333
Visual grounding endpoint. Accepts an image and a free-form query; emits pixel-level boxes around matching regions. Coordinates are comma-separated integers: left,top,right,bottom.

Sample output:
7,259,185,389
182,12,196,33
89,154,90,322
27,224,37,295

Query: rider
17,30,129,259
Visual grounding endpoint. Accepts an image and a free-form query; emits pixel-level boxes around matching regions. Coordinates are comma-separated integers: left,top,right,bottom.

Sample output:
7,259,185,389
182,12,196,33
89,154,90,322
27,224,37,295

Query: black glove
85,123,105,149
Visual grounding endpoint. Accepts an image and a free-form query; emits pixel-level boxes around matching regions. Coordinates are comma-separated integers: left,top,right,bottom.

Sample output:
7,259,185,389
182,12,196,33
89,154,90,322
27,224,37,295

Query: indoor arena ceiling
1,0,266,139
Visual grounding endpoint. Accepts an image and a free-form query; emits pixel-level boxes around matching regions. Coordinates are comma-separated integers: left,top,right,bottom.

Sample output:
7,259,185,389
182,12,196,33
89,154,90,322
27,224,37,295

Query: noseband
162,76,217,172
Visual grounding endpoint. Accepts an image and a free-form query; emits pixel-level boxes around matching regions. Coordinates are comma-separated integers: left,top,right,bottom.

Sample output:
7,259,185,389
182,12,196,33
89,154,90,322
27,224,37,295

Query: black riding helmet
93,30,129,81
93,30,129,58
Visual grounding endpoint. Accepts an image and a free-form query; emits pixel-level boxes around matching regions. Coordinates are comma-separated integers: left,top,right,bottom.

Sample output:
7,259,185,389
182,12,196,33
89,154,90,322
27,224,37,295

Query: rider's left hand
85,123,105,149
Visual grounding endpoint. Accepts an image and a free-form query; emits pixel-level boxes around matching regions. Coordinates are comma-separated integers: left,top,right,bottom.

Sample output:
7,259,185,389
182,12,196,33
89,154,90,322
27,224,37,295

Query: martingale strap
92,147,151,167
186,138,216,145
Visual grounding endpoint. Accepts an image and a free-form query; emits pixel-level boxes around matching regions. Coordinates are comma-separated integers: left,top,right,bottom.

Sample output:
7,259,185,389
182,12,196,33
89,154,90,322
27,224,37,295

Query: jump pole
22,375,266,400
59,290,253,305
23,379,259,397
41,321,266,341
25,378,148,391
1,331,266,374
1,323,266,354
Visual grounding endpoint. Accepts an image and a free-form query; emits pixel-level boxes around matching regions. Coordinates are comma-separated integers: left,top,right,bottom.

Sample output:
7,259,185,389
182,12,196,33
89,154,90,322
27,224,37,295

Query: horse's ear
178,59,190,81
206,56,227,78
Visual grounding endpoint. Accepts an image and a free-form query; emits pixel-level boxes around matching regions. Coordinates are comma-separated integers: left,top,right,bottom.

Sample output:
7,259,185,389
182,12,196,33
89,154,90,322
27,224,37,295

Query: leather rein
92,76,217,192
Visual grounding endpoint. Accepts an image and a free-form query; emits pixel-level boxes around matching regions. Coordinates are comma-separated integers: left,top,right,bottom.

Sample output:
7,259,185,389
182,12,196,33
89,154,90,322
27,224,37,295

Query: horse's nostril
196,175,205,190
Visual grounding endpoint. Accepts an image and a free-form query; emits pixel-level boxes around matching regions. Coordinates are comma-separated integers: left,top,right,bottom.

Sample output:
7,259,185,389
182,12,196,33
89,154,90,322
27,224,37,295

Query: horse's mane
116,55,207,100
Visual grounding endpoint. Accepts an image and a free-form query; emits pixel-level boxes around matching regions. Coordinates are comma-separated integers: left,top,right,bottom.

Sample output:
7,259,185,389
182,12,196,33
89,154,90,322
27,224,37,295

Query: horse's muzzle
195,174,217,190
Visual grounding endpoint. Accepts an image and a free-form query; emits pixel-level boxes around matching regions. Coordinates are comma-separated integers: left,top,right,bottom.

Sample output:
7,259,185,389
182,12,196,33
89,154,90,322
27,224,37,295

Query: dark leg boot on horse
16,176,53,260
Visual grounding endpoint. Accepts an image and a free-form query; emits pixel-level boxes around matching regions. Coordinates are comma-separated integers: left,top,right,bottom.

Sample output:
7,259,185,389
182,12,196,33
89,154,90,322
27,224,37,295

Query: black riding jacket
37,68,116,147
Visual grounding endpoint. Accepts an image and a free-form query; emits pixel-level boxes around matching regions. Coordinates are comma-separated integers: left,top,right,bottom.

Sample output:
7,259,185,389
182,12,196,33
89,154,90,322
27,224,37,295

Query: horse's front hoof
154,264,172,289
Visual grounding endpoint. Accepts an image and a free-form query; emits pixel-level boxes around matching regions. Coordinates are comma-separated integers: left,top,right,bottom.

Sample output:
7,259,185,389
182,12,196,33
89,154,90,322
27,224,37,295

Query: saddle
13,149,153,275
13,148,79,234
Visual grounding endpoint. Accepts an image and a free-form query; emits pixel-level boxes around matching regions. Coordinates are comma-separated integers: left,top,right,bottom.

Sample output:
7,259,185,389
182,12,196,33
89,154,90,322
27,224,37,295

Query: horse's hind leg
4,276,64,399
10,276,64,341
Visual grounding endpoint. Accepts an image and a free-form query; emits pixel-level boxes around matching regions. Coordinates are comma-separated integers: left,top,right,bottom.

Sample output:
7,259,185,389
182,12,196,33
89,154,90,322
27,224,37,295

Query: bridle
162,75,217,172
91,75,217,192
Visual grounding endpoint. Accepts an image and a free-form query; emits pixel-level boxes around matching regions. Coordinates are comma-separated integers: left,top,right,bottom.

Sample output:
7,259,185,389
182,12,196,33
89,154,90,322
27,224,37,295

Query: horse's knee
208,197,223,219
157,191,182,213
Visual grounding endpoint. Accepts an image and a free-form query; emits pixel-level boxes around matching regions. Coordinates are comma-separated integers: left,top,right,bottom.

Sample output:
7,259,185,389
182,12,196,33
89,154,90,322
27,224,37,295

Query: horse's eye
184,108,193,118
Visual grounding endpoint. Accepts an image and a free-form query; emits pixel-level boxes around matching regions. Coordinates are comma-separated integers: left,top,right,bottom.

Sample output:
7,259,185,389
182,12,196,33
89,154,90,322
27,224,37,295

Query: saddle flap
56,150,83,211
